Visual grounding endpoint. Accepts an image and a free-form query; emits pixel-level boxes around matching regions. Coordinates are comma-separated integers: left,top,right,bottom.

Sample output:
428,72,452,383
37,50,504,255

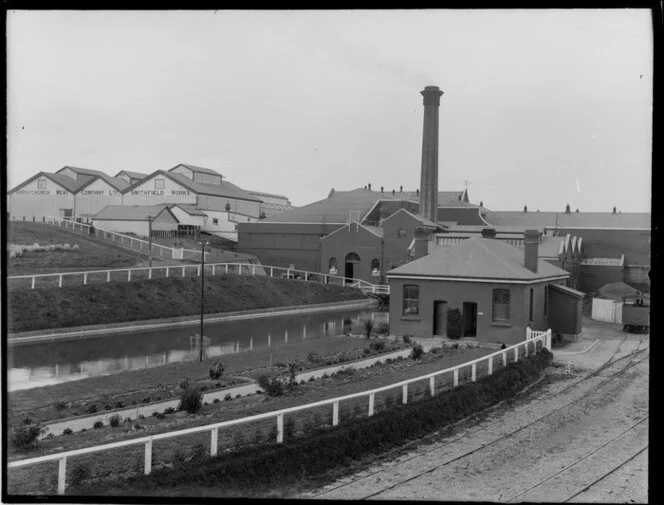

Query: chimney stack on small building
481,228,497,239
524,229,541,273
419,85,444,223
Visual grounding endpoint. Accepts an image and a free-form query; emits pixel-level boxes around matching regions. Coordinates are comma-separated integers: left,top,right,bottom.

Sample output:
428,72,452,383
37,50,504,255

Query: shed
92,205,180,237
597,282,643,301
548,284,584,340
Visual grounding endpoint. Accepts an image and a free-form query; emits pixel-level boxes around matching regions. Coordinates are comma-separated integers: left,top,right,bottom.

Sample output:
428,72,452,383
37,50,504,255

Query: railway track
307,336,648,500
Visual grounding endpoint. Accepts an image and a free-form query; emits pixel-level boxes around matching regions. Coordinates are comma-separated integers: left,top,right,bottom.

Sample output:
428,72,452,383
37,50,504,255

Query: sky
6,9,653,212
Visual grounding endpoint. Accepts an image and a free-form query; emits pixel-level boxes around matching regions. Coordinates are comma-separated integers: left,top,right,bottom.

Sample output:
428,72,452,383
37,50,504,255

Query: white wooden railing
526,327,551,341
8,263,389,294
7,333,550,495
42,216,206,261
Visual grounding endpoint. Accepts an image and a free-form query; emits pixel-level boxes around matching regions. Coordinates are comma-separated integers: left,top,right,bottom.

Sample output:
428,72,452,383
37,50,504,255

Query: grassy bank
67,350,552,498
7,274,367,333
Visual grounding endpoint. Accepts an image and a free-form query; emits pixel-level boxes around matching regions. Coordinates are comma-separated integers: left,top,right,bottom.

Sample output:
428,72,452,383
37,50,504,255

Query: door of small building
463,302,478,337
344,252,360,280
433,301,448,336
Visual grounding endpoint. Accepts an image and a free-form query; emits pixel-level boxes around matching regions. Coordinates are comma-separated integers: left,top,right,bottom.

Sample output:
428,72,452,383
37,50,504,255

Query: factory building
114,170,149,185
8,171,80,222
92,203,207,238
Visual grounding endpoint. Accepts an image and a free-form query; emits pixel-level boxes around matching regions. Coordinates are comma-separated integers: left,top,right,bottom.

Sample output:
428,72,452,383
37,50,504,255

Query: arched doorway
345,252,361,280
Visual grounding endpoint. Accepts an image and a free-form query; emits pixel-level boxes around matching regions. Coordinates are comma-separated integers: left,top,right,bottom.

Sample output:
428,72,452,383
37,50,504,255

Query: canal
7,307,388,391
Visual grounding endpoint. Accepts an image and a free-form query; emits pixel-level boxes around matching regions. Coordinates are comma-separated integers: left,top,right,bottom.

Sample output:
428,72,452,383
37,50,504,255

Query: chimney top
524,229,540,241
481,228,497,239
523,229,541,273
421,85,444,106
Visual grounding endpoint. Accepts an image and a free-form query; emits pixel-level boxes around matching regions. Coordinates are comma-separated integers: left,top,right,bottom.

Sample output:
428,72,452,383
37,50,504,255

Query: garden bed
6,342,500,495
10,349,552,497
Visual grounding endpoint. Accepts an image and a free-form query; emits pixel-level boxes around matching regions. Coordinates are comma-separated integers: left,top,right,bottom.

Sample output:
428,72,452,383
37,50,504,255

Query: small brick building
387,229,578,345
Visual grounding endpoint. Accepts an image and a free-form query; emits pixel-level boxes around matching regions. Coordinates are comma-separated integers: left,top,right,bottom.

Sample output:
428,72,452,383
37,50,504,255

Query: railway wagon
622,294,650,333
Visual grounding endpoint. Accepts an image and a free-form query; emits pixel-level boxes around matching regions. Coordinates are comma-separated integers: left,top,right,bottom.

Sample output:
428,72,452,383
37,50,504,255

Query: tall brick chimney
524,229,541,273
419,85,444,223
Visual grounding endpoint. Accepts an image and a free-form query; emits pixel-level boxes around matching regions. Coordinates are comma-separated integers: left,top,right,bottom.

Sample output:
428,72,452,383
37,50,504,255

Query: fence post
225,264,229,274
526,326,531,340
343,278,346,287
277,413,284,443
453,368,459,387
471,363,476,382
182,267,186,277
212,265,215,276
128,270,132,282
210,427,218,457
198,266,201,277
514,346,519,363
546,330,552,351
166,267,169,278
83,273,88,285
270,267,273,277
332,401,339,426
488,355,493,375
58,275,63,288
107,271,111,283
429,376,435,396
525,340,529,357
239,265,243,275
252,265,256,276
503,351,507,367
31,276,35,290
148,268,152,280
57,456,67,495
402,384,408,404
368,393,375,416
144,438,153,475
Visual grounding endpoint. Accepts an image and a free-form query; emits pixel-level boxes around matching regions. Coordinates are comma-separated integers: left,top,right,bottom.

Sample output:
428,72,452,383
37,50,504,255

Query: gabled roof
93,204,175,221
123,170,261,202
56,166,108,178
248,190,290,201
169,163,223,177
482,211,651,230
321,221,384,241
262,189,402,224
9,171,83,194
387,237,569,282
550,284,585,299
397,190,470,205
77,174,130,192
598,281,642,301
115,170,149,180
173,204,208,217
383,208,442,230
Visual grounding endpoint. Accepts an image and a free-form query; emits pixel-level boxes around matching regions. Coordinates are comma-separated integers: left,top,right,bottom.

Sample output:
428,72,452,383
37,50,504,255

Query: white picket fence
7,332,551,495
591,298,623,324
525,327,551,341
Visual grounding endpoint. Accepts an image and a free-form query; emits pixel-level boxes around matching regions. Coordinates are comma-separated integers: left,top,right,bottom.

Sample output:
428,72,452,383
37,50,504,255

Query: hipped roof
388,237,569,282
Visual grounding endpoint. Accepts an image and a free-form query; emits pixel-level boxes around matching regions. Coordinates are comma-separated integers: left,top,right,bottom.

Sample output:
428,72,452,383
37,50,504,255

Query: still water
7,308,388,391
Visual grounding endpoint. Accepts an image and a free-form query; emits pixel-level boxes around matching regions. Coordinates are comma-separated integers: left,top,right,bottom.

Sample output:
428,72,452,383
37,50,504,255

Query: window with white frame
492,289,510,322
212,218,219,225
154,178,165,189
37,179,47,189
403,284,420,316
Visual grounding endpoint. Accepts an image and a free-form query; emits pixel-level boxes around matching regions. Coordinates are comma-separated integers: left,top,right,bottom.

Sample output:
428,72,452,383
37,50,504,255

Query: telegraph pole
148,215,153,268
199,240,209,362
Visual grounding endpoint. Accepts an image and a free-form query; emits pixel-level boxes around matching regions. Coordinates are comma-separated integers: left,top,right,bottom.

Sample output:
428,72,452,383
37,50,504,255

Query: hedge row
77,349,552,497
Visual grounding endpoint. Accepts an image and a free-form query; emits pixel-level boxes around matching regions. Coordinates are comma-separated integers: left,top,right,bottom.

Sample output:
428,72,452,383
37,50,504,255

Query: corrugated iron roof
115,170,149,180
93,204,173,221
56,165,109,177
483,211,651,230
171,163,223,177
77,174,130,192
549,284,585,298
387,237,569,281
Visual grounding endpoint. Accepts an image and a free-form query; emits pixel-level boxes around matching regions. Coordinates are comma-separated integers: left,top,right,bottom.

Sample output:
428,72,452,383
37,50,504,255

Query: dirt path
302,329,649,502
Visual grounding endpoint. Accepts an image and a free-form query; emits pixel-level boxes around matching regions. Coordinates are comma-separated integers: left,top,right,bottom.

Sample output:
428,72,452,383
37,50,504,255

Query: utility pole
148,215,153,268
199,240,209,362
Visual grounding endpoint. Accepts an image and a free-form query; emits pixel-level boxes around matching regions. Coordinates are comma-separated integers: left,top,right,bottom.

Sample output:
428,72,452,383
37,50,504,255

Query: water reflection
7,309,387,391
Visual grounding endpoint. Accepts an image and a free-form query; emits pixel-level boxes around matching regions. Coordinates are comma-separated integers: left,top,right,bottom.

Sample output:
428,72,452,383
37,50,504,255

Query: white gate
591,298,623,324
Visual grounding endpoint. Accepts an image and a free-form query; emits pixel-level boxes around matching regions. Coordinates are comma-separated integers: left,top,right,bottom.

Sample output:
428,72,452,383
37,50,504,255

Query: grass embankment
8,335,402,426
8,222,147,275
7,274,368,333
68,350,552,498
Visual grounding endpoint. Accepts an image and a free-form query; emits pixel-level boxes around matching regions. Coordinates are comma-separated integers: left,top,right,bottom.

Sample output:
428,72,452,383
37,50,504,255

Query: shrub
114,401,125,409
62,428,73,436
308,376,315,382
53,400,67,412
257,375,285,397
235,394,241,399
447,308,463,339
363,347,372,355
307,352,320,364
402,334,413,344
430,347,443,355
274,361,286,369
86,404,98,414
213,398,221,403
284,418,296,439
363,319,374,338
109,414,121,427
224,393,233,401
104,404,112,411
164,407,175,415
11,422,42,451
70,464,90,488
93,421,104,429
154,413,166,420
179,385,203,414
370,340,386,352
373,321,390,335
142,397,151,404
411,344,424,361
209,360,224,380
